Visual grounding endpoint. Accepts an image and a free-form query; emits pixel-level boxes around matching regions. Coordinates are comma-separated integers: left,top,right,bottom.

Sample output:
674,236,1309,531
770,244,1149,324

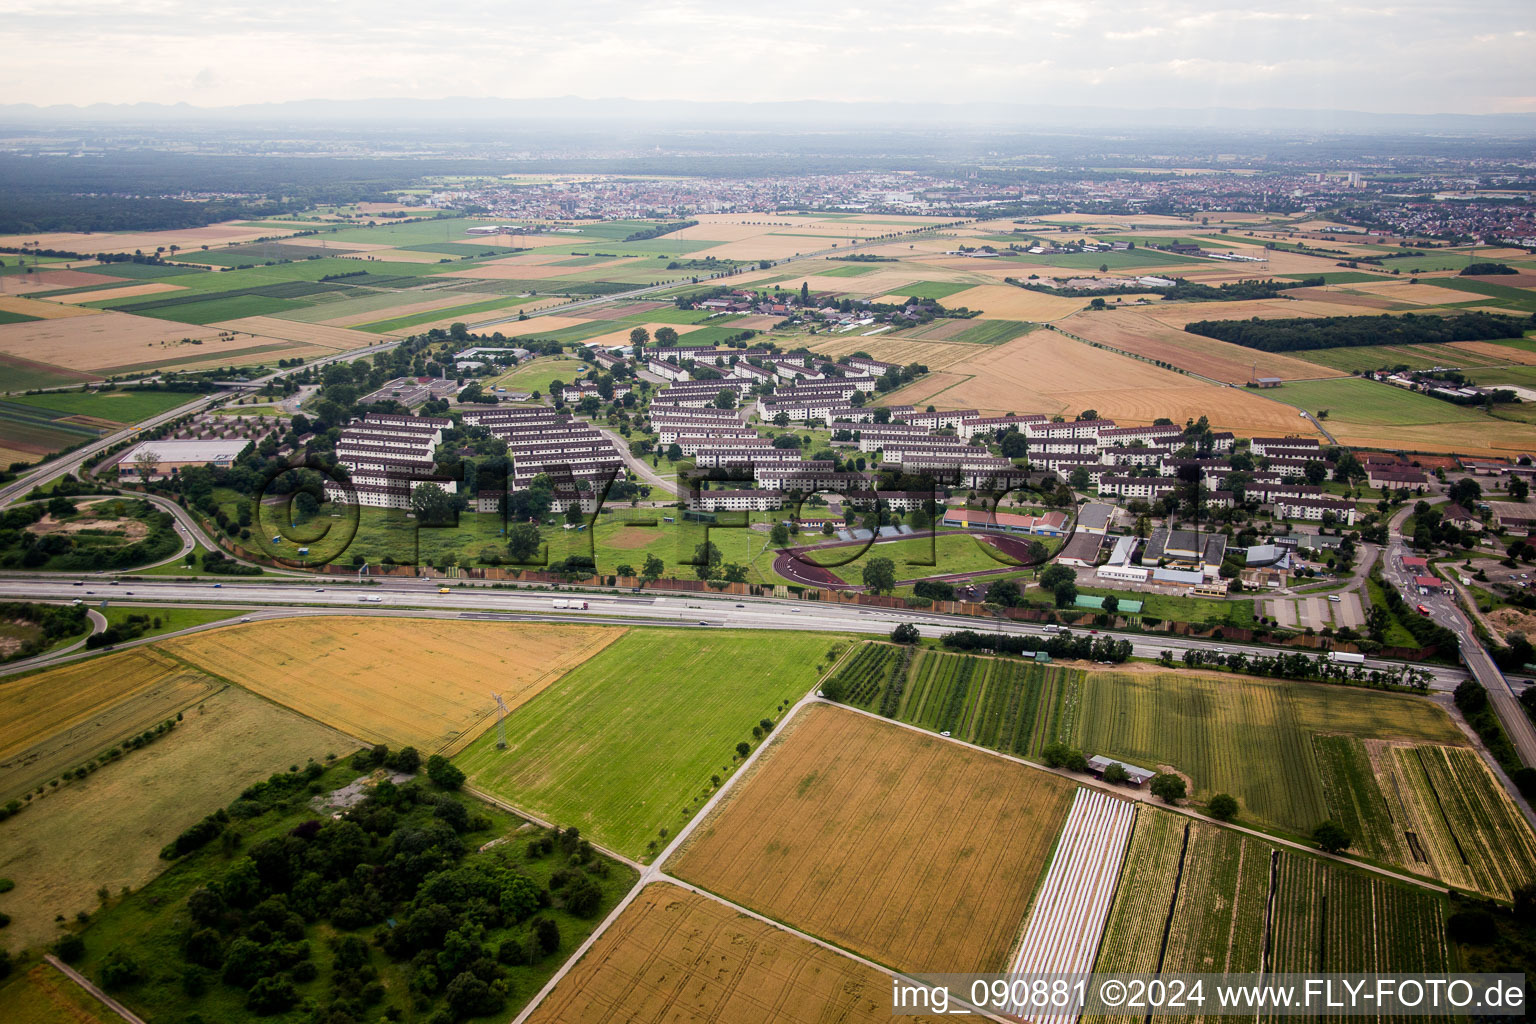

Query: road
1382,501,1536,764
0,575,1472,689
592,424,677,496
0,341,400,507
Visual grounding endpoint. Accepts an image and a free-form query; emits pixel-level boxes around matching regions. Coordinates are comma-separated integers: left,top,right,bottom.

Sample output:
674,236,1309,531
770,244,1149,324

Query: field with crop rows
1411,744,1536,898
1267,853,1447,974
1159,823,1270,977
0,647,219,800
670,703,1073,973
1007,788,1134,1004
524,883,949,1024
1315,735,1411,866
1091,809,1187,977
1064,671,1462,836
828,644,1074,756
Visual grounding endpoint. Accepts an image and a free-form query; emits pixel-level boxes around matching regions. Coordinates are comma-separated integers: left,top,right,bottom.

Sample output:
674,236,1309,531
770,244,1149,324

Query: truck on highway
1328,651,1366,665
552,598,590,610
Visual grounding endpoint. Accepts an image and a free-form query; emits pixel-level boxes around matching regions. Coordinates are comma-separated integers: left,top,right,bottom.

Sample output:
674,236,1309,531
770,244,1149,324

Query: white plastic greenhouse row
1007,787,1136,1024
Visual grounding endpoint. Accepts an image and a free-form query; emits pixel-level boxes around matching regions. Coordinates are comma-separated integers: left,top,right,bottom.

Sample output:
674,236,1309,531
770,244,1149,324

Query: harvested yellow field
1333,281,1468,306
159,617,626,752
806,334,976,371
526,883,947,1024
0,312,289,372
0,647,202,767
0,445,36,467
209,315,374,350
53,281,187,304
879,329,1320,435
0,295,100,319
0,222,280,256
1451,341,1536,365
928,284,1088,320
1059,307,1335,382
671,704,1072,974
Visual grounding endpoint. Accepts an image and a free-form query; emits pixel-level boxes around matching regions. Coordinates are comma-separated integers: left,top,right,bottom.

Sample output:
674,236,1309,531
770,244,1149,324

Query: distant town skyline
2,0,1532,115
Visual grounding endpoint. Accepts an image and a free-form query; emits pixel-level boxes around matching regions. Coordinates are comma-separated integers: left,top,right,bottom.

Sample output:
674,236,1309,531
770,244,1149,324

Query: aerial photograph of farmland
3,3,1536,1024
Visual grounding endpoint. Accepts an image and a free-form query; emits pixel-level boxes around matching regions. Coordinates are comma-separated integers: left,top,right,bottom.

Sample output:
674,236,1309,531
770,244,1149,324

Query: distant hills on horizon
2,96,1533,135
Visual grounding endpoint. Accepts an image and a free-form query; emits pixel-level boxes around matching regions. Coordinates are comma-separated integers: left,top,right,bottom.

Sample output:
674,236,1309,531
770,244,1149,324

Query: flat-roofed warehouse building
119,438,252,480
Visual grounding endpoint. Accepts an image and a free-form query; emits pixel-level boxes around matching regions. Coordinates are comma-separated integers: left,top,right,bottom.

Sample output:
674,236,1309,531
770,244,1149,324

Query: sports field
159,617,623,753
670,703,1073,973
525,883,948,1024
0,685,353,950
814,531,1024,583
457,628,842,859
1274,376,1536,455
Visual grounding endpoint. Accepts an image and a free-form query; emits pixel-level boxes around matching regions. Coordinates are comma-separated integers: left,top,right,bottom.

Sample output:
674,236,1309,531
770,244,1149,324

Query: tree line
1185,312,1535,353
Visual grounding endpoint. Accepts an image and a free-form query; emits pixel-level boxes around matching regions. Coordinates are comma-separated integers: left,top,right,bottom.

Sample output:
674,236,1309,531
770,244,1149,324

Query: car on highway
438,587,450,594
213,583,222,588
109,581,119,586
315,588,324,592
736,603,744,607
1328,594,1341,603
73,580,83,586
697,620,709,625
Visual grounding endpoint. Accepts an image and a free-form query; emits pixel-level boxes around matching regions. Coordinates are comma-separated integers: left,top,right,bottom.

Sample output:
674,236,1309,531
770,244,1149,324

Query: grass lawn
485,357,589,396
820,532,1025,583
456,628,846,860
100,604,246,640
6,389,201,424
1075,586,1257,627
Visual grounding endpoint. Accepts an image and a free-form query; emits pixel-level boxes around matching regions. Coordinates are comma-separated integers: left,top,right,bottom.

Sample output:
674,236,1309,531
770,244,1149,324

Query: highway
1382,501,1536,763
0,575,1471,689
0,340,401,507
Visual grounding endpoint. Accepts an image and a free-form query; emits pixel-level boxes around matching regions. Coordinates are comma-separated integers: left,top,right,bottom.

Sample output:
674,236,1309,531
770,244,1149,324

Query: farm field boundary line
823,697,1452,897
510,671,1012,1024
44,955,147,1024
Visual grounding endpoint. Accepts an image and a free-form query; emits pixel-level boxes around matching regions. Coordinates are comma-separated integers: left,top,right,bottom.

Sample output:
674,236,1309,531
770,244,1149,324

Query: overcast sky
3,0,1531,113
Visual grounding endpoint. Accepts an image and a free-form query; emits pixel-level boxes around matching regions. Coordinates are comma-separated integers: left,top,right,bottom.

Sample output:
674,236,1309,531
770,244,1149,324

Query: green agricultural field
999,247,1207,269
829,644,1066,756
0,309,42,325
1280,271,1393,284
1368,251,1496,275
1429,277,1536,313
91,262,210,280
311,216,505,246
665,324,759,347
1470,363,1536,389
6,388,200,424
356,293,543,334
950,319,1036,344
819,263,883,277
1059,670,1463,836
889,281,972,301
1295,341,1524,374
1276,376,1495,427
618,306,716,324
1091,809,1445,990
456,628,845,859
0,399,104,455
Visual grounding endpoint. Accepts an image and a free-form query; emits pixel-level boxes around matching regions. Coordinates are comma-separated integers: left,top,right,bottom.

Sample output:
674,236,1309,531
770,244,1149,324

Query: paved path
592,424,677,496
44,954,148,1024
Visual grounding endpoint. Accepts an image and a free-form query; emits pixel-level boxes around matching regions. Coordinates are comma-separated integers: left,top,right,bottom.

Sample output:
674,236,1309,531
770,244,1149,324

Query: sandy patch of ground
27,513,148,539
1486,606,1536,644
